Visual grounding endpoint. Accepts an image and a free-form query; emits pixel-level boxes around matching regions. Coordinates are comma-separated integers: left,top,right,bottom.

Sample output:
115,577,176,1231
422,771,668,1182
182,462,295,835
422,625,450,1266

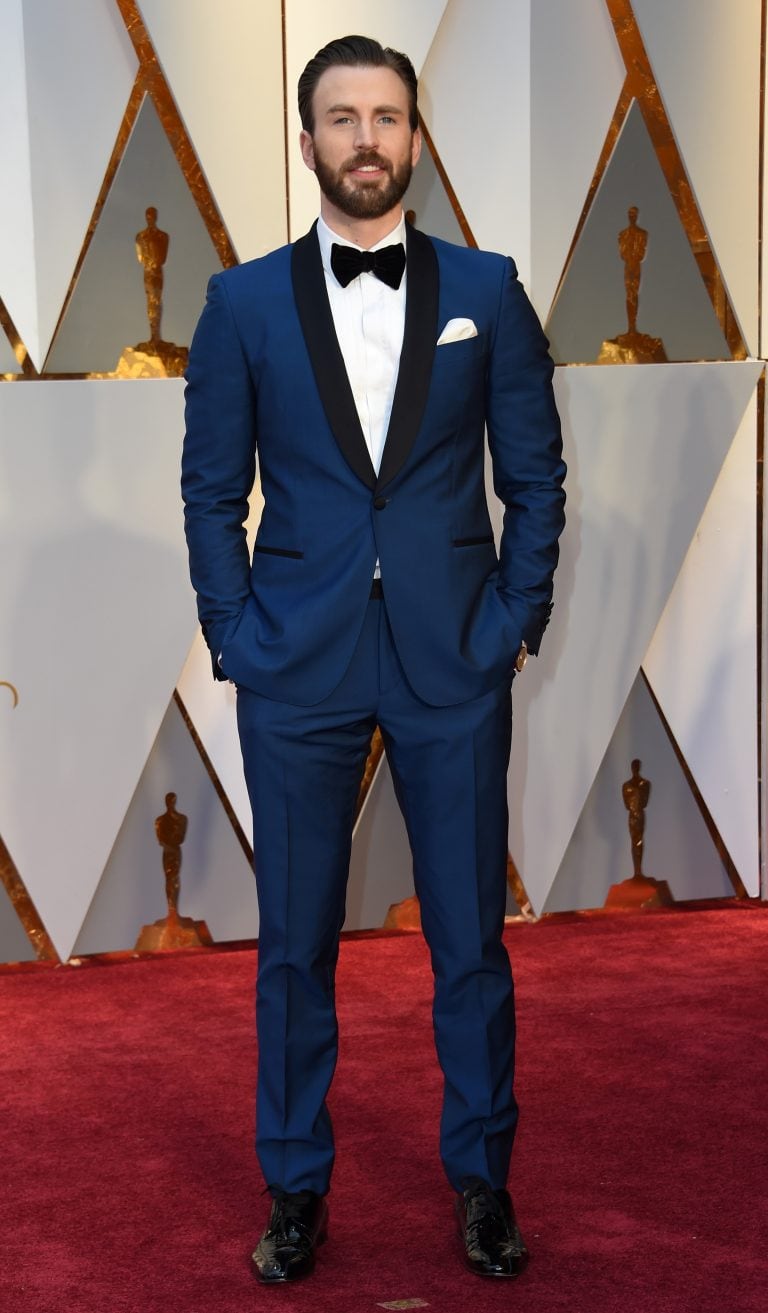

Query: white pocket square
436,317,478,345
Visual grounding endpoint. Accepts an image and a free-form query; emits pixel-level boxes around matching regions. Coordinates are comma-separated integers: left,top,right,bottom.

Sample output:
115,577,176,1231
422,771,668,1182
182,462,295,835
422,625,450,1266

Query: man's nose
354,118,378,150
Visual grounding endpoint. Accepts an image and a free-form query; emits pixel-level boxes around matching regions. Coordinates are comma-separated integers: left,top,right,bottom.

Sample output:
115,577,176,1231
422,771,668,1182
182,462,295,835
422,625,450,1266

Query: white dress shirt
317,213,406,581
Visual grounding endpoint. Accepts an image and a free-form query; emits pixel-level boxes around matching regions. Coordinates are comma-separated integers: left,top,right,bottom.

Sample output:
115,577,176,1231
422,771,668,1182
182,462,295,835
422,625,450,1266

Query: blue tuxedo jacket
182,223,565,707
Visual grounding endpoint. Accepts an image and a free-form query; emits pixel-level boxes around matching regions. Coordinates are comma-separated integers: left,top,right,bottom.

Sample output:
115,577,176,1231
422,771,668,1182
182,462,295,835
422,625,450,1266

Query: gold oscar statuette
604,759,674,910
597,207,668,364
134,792,212,950
114,206,189,378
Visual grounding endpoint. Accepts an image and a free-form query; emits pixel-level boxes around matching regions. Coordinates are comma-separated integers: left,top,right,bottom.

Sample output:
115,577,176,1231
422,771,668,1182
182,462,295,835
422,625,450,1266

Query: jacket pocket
253,545,304,559
452,535,495,548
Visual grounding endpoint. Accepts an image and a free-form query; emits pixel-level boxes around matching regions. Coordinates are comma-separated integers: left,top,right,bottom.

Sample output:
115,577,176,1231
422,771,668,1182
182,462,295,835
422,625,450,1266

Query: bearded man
182,33,565,1285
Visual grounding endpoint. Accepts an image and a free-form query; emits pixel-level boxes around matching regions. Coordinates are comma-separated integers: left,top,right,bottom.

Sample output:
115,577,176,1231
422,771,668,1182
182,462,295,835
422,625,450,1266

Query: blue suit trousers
236,595,517,1195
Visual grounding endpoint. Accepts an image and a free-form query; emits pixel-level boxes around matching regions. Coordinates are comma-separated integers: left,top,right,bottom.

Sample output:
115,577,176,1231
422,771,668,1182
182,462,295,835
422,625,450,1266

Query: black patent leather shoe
250,1189,328,1283
456,1178,529,1278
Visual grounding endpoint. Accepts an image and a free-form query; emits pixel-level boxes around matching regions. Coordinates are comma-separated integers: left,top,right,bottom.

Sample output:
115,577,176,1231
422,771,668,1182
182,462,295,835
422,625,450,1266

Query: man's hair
298,35,419,134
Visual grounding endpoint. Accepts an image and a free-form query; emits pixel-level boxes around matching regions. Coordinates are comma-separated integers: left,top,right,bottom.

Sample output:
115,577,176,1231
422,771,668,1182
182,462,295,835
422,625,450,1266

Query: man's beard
312,147,413,220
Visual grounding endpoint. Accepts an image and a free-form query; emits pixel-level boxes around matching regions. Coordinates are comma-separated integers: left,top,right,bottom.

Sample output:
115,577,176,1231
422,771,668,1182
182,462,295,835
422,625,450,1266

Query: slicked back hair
298,34,419,134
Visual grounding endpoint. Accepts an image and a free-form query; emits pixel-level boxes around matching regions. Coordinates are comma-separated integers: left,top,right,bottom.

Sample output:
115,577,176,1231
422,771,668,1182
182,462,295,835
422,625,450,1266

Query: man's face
300,64,421,224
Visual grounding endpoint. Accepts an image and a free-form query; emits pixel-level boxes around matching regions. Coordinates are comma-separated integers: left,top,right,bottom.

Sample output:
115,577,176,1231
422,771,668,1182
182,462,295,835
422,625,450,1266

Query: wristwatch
515,640,528,674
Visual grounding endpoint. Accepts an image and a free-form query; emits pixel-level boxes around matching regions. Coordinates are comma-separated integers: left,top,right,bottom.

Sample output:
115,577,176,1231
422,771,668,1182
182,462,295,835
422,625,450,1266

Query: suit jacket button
373,496,388,510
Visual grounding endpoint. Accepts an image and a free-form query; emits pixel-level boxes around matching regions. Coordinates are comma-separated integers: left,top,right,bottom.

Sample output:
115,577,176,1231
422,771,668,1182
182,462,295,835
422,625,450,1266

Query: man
182,35,565,1284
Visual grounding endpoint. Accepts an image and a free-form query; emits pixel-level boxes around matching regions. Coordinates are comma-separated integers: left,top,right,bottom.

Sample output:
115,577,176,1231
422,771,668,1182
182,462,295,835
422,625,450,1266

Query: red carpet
1,905,766,1313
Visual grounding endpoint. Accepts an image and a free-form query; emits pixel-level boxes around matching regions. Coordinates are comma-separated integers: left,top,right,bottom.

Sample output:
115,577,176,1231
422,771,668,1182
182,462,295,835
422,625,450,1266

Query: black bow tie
330,242,406,290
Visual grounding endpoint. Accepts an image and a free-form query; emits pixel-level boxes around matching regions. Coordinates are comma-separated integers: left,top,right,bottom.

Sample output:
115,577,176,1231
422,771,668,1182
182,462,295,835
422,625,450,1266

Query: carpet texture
1,905,766,1312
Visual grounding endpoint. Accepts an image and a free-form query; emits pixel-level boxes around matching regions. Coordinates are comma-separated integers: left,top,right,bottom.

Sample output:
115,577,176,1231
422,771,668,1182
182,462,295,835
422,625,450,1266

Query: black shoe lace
268,1190,317,1244
464,1186,510,1252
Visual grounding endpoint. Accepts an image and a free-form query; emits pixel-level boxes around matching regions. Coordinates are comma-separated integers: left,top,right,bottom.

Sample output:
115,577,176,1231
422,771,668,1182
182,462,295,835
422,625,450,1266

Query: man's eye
379,116,396,125
333,116,353,125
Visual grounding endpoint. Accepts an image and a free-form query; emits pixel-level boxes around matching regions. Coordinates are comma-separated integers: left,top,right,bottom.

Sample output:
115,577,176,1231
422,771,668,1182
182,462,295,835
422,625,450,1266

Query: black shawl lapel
291,224,377,489
376,223,439,492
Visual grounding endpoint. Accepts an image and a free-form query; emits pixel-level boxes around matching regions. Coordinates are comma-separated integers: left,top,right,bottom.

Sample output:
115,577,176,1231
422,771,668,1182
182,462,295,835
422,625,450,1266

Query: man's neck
319,200,404,250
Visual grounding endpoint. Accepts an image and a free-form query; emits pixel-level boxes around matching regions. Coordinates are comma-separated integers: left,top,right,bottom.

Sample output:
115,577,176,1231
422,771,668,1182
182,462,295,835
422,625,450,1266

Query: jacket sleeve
181,273,257,679
485,257,566,655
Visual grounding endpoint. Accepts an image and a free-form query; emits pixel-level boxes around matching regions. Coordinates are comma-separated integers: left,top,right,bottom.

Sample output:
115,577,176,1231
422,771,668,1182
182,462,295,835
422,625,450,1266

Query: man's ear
299,130,316,172
410,127,422,169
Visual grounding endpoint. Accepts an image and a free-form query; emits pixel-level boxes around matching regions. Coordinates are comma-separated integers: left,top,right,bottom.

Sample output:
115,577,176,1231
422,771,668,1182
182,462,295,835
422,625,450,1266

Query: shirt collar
318,212,407,282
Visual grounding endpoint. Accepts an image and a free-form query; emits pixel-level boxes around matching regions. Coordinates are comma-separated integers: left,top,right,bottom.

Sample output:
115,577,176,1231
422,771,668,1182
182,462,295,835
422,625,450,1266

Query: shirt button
373,496,388,510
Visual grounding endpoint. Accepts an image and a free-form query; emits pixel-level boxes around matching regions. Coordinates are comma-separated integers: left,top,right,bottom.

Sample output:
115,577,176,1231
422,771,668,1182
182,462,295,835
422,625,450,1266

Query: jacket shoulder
215,242,292,291
426,232,517,279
